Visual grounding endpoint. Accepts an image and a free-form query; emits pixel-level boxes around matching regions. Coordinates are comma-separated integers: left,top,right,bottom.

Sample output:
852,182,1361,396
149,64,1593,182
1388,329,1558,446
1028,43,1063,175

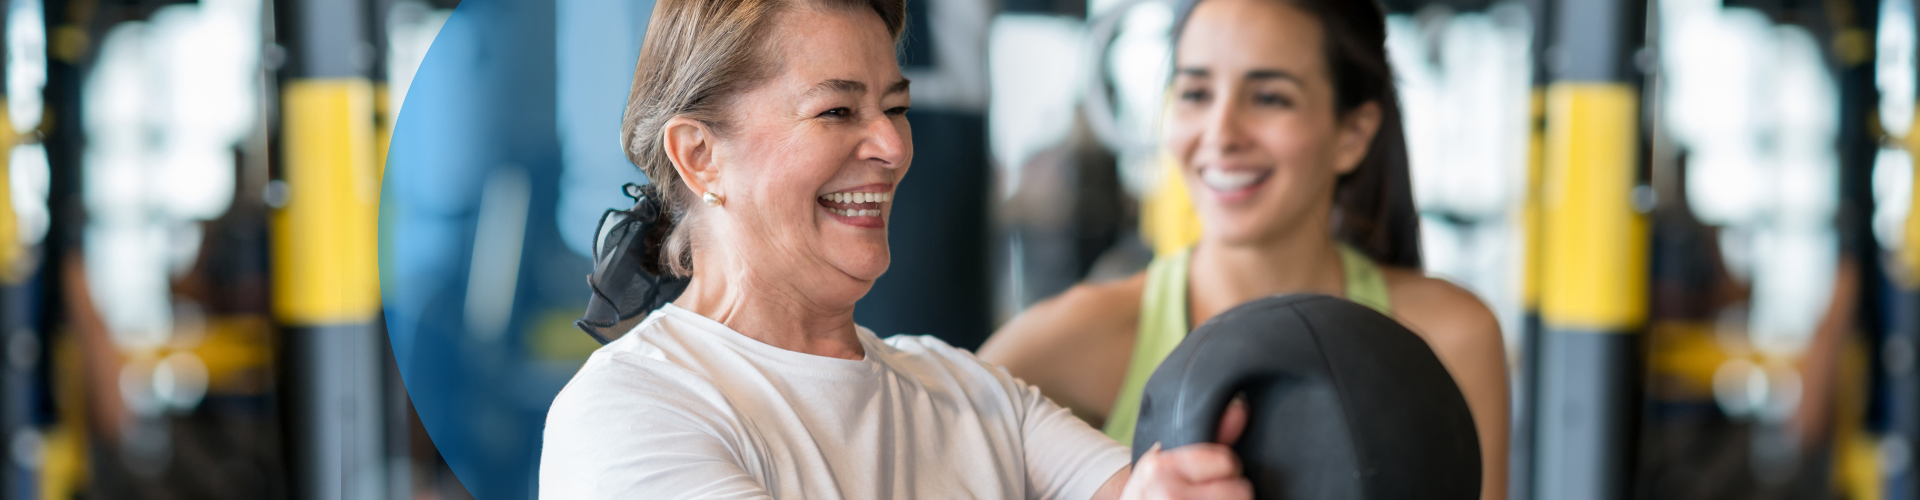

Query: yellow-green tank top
1101,244,1393,445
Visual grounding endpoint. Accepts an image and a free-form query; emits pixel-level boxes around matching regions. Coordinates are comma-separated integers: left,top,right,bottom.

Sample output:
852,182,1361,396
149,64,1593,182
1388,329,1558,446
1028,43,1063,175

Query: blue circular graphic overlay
380,0,650,497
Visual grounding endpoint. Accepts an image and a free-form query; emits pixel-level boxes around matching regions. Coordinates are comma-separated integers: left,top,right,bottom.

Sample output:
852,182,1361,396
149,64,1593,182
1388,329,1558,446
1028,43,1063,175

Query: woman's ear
1333,101,1382,175
663,116,719,197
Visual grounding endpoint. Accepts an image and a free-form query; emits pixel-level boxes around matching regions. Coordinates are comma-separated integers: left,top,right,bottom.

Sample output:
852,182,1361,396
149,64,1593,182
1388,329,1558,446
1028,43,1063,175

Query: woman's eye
1254,92,1292,107
886,106,911,116
1179,89,1209,103
819,107,852,118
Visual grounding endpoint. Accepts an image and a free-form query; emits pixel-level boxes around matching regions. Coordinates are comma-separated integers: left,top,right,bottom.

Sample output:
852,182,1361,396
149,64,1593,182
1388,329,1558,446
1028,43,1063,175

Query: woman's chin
829,253,890,283
814,235,889,274
809,263,887,310
1198,214,1281,247
844,263,889,283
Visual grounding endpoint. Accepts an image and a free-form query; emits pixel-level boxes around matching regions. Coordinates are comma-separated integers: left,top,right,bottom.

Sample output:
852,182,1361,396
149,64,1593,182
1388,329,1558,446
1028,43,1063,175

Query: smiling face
1165,0,1377,247
701,5,911,302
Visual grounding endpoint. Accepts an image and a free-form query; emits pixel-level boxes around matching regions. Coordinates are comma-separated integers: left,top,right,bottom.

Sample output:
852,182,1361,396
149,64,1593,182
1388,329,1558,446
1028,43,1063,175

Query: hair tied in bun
575,183,691,344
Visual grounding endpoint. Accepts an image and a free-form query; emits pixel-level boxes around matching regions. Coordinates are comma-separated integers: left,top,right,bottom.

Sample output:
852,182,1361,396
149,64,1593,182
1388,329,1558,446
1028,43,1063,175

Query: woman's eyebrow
1245,69,1301,84
802,78,910,100
1176,67,1296,84
805,79,867,98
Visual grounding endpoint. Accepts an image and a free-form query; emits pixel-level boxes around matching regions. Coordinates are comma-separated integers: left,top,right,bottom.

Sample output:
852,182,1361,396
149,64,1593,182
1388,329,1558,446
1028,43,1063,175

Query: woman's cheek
1167,118,1206,168
1259,122,1318,173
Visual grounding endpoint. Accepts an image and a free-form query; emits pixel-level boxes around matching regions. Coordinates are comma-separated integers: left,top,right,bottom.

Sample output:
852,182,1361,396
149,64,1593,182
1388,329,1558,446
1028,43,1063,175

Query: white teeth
820,191,894,204
1201,168,1263,191
823,208,882,217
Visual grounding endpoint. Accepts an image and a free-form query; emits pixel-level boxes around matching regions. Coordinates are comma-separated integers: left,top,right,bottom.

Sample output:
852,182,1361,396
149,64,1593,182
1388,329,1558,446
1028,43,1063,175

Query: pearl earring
702,192,723,207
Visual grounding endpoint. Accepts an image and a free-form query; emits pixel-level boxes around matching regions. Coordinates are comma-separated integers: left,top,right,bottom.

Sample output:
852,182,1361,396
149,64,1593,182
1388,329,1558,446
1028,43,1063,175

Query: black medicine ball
1132,294,1480,500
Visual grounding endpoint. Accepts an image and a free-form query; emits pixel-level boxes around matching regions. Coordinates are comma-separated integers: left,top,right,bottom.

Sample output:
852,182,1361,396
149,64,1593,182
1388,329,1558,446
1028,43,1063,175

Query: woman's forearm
1091,466,1130,500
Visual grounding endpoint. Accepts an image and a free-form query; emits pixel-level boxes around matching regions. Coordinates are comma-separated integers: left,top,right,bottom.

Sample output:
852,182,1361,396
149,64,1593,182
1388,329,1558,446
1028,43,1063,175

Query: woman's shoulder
541,325,764,498
981,272,1146,360
549,315,736,424
975,273,1147,423
1008,272,1149,340
552,345,703,412
1378,266,1502,349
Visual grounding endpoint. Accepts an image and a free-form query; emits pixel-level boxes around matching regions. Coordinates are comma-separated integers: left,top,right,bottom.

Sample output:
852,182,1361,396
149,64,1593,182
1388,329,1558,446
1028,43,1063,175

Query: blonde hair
620,0,907,276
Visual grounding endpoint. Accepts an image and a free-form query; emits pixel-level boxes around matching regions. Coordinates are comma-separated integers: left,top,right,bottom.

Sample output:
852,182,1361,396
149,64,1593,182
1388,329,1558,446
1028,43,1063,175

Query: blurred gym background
0,0,1902,497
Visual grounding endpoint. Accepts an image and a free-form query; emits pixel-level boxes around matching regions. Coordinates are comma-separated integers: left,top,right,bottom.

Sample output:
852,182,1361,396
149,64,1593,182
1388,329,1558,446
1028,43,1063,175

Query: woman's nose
857,114,910,168
1201,100,1252,154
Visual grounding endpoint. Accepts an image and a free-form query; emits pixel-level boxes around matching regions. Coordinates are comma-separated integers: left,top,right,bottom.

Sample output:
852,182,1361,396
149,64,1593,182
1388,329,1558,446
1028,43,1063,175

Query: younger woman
980,0,1508,497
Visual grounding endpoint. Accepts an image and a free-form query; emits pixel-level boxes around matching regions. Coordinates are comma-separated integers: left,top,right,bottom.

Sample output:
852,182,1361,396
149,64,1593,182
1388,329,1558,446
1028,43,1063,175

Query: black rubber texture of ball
1131,293,1480,500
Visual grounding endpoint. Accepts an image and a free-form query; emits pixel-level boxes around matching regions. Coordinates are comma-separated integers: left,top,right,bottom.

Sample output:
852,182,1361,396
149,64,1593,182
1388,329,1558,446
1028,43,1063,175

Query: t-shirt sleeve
1005,367,1133,499
539,356,774,500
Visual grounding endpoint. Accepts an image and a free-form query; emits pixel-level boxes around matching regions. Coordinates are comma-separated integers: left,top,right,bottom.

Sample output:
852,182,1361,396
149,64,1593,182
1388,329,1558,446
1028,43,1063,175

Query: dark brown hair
621,0,907,276
1172,0,1423,268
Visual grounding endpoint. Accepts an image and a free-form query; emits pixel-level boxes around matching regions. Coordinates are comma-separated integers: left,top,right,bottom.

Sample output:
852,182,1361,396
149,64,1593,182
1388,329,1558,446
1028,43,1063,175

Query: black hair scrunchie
575,183,692,344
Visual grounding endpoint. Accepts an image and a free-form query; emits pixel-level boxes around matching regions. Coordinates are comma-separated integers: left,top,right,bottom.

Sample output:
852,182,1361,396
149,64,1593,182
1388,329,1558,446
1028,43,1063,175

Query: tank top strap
1102,244,1390,446
1102,247,1193,445
1337,244,1393,314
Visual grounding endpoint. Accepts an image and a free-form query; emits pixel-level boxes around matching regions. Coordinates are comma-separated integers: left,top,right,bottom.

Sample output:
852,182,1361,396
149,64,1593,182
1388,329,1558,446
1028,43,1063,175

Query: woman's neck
1187,216,1347,328
674,253,866,361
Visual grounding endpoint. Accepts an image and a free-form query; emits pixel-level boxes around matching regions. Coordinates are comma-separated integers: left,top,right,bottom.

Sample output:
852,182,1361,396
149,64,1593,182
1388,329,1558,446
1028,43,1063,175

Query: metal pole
1510,1,1554,498
1532,0,1649,497
273,0,387,498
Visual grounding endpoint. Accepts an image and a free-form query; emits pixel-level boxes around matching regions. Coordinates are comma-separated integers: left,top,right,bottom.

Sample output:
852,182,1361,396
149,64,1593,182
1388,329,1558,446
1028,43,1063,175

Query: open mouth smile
1200,167,1272,201
817,185,892,229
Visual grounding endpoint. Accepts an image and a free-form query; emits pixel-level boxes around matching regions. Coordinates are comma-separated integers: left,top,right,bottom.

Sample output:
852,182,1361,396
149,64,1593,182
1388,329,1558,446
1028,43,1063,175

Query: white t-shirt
539,304,1132,499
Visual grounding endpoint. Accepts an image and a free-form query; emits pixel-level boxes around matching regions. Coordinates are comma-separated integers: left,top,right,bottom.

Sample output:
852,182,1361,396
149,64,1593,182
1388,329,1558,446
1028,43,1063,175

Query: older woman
536,0,1248,497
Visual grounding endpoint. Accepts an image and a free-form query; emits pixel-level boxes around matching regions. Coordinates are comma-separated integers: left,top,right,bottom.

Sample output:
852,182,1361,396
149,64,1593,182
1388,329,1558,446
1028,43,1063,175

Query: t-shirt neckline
656,303,882,376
